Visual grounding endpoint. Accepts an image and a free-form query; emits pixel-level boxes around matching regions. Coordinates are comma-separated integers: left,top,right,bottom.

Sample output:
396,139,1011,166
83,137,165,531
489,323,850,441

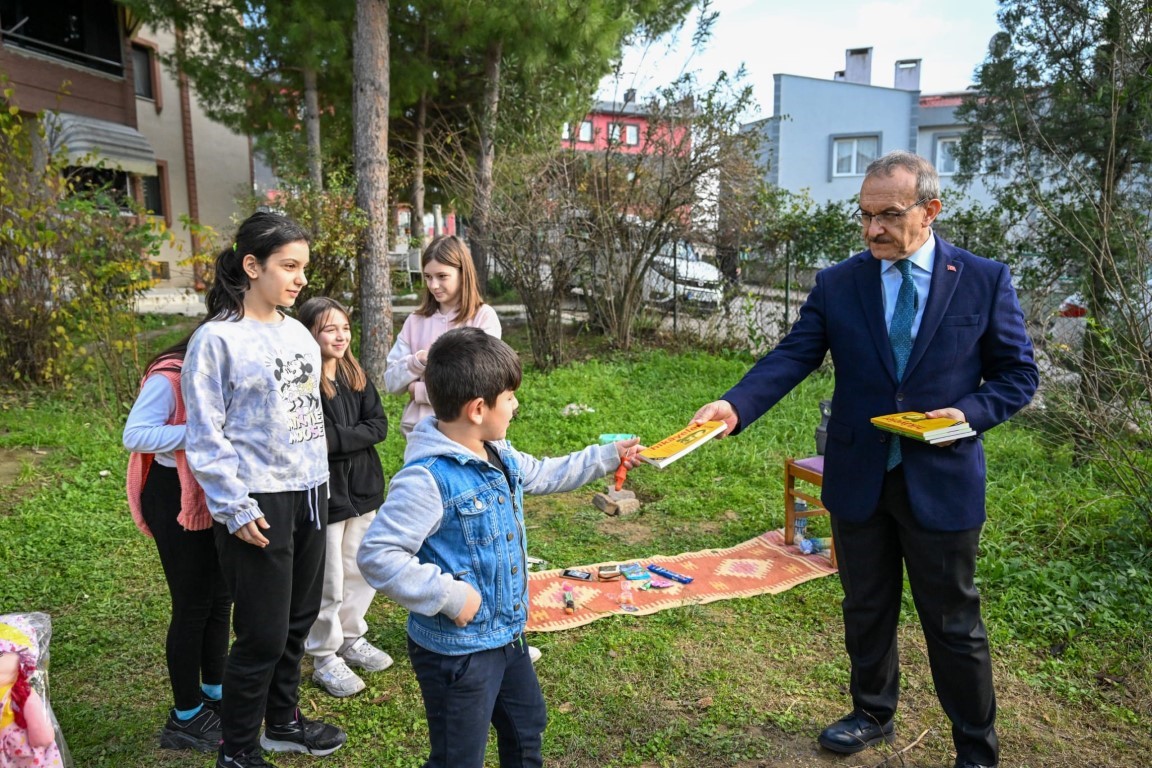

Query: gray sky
599,0,1003,121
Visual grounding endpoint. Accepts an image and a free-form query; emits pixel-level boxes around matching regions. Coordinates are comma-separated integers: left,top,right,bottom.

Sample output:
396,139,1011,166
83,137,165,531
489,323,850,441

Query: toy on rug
0,613,67,768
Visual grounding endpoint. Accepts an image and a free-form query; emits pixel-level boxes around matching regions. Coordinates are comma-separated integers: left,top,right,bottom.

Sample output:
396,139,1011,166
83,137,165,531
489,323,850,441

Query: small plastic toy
562,585,576,614
617,582,638,612
799,537,832,555
613,462,629,492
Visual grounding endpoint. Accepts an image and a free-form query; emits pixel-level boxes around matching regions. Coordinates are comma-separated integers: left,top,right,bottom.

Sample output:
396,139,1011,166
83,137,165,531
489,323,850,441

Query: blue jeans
408,636,546,768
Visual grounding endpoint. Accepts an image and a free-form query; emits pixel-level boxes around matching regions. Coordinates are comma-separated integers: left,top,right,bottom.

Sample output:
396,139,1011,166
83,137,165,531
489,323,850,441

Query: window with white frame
936,136,961,175
608,122,622,143
832,136,879,176
578,121,593,142
562,122,572,141
623,124,639,146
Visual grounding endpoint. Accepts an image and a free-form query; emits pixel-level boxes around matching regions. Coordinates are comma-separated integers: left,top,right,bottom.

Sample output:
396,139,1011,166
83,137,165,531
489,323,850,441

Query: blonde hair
296,296,367,399
416,235,486,322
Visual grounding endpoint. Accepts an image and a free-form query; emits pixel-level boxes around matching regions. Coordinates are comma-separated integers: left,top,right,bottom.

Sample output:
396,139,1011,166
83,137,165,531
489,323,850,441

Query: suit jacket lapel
904,235,962,380
853,254,898,381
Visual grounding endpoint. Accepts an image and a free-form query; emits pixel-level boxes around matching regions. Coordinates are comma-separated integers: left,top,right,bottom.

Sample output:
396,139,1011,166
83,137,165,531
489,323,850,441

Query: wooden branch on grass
847,728,931,768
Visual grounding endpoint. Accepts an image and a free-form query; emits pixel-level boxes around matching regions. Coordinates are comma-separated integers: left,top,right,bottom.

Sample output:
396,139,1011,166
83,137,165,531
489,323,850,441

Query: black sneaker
216,746,281,768
259,710,346,756
202,695,222,714
159,707,222,752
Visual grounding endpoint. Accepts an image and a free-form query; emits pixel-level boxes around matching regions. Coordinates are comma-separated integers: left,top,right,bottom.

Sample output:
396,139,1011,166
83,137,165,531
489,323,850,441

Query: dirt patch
0,447,46,515
596,514,658,545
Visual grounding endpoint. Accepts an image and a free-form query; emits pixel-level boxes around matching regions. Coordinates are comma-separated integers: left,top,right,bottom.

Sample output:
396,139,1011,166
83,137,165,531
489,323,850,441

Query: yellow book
638,421,727,469
870,412,976,443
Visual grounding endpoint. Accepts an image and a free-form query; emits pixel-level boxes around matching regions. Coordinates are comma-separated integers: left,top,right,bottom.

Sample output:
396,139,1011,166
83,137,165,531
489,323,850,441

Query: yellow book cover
638,421,727,469
870,412,974,442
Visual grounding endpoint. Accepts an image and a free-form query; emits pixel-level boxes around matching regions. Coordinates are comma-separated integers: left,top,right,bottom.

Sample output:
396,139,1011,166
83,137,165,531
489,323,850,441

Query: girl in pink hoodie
385,236,501,435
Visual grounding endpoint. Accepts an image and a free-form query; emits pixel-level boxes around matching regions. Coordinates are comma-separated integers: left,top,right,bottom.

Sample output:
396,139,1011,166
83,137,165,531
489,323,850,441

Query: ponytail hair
297,296,367,399
416,235,485,322
205,210,311,321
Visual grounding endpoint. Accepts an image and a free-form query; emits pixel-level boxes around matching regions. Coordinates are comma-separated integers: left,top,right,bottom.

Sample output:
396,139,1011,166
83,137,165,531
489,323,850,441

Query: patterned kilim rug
526,529,837,633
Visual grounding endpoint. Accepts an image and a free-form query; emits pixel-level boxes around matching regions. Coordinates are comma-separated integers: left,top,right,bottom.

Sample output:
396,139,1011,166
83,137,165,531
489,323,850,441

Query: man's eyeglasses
851,198,929,227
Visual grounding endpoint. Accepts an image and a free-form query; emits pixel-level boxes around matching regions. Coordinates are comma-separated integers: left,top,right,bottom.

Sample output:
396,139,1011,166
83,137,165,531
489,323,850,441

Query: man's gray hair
865,150,940,201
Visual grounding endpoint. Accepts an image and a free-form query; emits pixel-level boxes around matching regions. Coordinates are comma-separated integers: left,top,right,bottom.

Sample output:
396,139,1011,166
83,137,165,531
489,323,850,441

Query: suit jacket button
896,393,905,401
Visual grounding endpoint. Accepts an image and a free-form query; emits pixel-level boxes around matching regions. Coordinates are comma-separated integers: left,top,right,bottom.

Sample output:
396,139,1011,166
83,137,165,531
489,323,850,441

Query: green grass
1,325,1150,767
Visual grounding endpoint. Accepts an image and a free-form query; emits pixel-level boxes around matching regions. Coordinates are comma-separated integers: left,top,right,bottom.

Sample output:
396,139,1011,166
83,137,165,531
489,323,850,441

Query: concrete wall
770,74,919,204
133,24,251,290
753,75,1003,212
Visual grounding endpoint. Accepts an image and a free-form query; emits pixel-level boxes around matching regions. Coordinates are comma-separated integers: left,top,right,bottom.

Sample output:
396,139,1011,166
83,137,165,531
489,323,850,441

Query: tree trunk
470,40,502,294
353,0,392,382
303,66,323,190
413,88,427,250
411,23,429,252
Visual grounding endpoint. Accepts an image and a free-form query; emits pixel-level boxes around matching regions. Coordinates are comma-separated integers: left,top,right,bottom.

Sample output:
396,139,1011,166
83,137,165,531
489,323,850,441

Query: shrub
236,170,368,304
0,90,164,406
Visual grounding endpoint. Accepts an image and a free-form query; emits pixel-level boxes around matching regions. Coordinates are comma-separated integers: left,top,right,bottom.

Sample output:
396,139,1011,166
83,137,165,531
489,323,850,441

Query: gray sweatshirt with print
181,315,330,533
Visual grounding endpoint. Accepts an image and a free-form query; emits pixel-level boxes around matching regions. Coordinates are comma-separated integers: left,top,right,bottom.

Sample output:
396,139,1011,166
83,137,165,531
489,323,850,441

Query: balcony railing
1,29,123,77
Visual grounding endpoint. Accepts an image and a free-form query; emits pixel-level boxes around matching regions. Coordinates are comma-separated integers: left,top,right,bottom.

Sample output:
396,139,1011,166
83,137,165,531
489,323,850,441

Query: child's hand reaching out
614,437,644,469
613,437,645,492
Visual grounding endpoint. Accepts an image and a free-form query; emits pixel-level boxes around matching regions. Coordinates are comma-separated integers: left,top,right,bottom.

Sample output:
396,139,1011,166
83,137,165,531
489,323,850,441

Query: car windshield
658,241,700,262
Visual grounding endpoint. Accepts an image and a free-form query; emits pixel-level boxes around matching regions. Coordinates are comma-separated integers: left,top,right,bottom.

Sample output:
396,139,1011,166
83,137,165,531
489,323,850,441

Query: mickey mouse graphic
274,353,319,413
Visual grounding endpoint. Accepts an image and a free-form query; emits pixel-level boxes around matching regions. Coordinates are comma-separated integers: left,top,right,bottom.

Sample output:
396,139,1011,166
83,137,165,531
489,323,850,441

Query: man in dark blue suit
693,151,1037,768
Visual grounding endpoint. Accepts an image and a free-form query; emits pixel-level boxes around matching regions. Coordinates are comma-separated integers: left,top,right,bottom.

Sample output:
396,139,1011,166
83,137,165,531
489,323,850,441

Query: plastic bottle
793,503,809,542
619,581,634,607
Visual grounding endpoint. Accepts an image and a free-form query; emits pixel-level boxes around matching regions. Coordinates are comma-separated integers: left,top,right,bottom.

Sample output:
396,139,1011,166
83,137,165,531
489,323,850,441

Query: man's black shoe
817,712,895,754
954,760,998,768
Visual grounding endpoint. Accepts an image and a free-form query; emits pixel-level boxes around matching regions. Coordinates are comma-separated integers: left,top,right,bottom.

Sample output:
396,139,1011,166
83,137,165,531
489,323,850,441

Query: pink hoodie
384,305,501,435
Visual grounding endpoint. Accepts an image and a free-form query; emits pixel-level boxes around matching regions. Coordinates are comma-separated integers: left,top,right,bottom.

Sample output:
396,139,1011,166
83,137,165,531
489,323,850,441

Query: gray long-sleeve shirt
181,314,329,533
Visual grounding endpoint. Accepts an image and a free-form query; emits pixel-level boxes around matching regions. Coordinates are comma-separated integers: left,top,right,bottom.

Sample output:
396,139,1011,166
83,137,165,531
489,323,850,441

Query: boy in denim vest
357,327,641,768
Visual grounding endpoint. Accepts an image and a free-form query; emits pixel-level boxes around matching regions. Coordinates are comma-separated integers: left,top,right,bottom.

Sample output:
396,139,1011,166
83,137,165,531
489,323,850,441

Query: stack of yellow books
870,412,976,444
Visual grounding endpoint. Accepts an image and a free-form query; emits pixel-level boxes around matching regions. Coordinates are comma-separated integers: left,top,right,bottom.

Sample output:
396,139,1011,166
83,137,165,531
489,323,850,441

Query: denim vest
406,448,530,654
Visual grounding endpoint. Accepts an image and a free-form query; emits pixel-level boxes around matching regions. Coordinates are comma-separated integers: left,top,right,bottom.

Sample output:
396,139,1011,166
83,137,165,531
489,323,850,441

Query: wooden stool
784,455,836,567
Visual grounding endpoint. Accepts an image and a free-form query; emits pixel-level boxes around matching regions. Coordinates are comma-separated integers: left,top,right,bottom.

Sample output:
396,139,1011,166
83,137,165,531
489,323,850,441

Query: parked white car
644,241,724,310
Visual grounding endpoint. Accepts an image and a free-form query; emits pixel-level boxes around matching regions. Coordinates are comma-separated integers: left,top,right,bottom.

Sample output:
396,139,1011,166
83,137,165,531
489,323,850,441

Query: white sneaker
528,645,542,664
340,637,394,673
312,658,365,698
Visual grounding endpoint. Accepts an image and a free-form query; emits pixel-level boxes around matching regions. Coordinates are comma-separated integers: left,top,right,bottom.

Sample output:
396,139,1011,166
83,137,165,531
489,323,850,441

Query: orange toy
613,463,628,492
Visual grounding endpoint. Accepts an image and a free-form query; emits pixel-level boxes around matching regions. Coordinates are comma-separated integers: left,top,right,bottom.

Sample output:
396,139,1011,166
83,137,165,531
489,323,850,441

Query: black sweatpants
141,464,232,711
214,485,328,753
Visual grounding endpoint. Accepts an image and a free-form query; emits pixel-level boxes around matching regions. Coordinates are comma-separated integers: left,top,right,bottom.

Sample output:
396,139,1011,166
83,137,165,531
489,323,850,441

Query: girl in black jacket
299,297,393,697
